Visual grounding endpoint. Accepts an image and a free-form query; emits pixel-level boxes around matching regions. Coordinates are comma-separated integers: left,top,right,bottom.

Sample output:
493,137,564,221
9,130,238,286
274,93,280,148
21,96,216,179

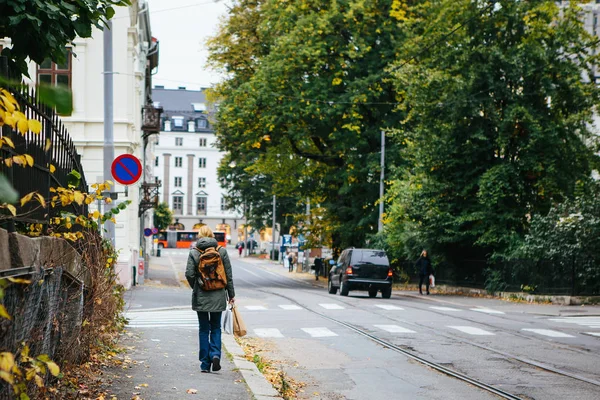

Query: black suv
328,248,393,298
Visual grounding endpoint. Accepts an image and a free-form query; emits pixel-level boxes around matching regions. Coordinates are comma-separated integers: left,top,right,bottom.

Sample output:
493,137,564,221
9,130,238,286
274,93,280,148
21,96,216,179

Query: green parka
185,237,235,312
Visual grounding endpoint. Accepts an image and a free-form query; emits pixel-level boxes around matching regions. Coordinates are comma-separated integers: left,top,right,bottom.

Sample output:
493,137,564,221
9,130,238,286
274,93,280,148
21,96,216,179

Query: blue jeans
197,311,222,371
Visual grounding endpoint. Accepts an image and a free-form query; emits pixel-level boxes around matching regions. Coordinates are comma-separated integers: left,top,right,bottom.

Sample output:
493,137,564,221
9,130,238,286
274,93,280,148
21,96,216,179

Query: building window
197,197,207,215
198,177,206,188
175,157,182,167
221,197,227,212
155,156,159,167
173,196,183,213
172,116,184,130
199,138,207,147
37,48,72,88
175,137,183,146
174,177,182,187
198,158,206,168
197,119,208,129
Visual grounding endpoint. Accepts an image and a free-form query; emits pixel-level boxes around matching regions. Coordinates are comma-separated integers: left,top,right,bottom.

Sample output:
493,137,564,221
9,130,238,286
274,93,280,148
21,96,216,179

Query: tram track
236,263,600,398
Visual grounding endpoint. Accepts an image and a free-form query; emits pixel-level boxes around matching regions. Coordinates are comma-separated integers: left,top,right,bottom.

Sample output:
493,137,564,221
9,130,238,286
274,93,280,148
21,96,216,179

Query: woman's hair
196,225,214,238
420,250,428,257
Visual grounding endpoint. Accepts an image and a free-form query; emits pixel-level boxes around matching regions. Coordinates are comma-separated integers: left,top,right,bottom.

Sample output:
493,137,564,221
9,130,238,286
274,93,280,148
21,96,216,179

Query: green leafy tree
208,0,408,250
386,0,600,263
0,0,130,75
153,202,173,231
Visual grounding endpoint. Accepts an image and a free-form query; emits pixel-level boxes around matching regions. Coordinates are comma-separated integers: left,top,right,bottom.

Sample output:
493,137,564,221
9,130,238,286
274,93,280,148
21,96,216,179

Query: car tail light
388,268,393,277
345,266,354,275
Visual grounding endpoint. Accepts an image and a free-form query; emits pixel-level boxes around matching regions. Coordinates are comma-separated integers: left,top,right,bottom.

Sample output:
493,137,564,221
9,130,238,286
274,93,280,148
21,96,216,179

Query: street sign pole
103,20,115,246
271,194,276,260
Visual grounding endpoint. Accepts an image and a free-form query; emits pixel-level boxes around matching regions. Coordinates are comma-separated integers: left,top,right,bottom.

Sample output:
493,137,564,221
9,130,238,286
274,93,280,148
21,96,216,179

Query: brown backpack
196,246,227,291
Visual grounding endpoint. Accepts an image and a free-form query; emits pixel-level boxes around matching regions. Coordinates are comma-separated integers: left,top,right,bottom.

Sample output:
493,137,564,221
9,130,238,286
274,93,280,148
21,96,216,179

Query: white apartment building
152,87,243,243
1,1,159,288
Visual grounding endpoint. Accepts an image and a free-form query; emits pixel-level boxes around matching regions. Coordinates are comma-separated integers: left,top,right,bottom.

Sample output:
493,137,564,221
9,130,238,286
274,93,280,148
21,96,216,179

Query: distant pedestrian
314,257,323,281
415,250,434,295
238,242,243,257
288,252,294,272
185,226,235,373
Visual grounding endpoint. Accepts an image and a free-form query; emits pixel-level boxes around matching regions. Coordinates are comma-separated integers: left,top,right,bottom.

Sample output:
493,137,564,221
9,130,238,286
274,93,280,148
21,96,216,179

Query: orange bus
214,231,227,248
156,230,198,249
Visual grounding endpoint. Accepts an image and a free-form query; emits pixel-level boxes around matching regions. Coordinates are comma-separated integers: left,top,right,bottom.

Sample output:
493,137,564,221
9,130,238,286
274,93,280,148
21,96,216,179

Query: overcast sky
148,0,230,90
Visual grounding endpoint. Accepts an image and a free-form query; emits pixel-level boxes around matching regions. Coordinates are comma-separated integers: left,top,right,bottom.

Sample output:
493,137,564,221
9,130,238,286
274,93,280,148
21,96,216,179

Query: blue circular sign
111,154,142,185
144,228,152,237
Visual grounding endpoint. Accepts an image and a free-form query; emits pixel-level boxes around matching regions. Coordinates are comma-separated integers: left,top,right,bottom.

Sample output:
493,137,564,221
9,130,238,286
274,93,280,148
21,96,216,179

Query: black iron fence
0,57,88,231
393,257,600,296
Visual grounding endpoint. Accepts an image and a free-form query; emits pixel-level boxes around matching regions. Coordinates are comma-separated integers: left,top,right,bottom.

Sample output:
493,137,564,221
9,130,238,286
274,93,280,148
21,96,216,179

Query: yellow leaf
6,205,16,216
7,277,31,284
45,138,52,151
73,191,85,205
92,210,101,219
49,164,56,173
28,119,42,134
3,114,15,128
4,158,12,167
3,136,14,148
24,154,34,167
17,118,28,134
0,370,14,385
46,361,60,377
34,374,44,387
0,96,15,113
20,192,35,207
0,352,15,372
35,193,46,208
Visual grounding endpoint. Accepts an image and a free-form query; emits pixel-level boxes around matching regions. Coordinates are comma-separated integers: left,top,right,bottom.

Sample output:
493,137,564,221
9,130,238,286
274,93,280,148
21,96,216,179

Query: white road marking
301,327,338,337
449,326,495,336
279,305,303,310
549,317,600,329
471,308,505,315
245,305,268,311
522,329,575,338
430,306,461,312
374,325,416,333
240,267,262,278
126,310,198,328
375,304,404,310
254,328,284,338
319,303,345,310
584,332,600,337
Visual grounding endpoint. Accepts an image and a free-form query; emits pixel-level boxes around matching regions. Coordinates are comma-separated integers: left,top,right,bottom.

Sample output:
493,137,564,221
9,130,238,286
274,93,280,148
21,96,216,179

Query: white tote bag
429,274,435,288
221,305,233,335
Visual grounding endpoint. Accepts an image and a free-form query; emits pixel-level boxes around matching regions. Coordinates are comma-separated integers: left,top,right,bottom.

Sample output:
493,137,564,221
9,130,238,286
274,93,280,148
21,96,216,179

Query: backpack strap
195,247,204,254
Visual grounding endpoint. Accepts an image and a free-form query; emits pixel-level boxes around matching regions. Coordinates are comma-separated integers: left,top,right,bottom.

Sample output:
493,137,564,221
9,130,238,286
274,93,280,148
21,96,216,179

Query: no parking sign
111,154,142,185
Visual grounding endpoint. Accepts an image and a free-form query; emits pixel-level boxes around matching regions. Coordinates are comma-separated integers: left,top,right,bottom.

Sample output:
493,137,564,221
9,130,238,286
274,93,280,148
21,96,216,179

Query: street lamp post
378,130,385,233
271,194,276,260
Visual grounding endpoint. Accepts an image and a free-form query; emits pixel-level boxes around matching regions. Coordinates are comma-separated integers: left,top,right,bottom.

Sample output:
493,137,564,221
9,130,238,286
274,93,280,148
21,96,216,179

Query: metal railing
0,56,88,231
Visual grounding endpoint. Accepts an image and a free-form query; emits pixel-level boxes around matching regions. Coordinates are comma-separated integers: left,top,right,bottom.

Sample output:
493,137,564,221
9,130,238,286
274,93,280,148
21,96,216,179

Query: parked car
328,248,393,298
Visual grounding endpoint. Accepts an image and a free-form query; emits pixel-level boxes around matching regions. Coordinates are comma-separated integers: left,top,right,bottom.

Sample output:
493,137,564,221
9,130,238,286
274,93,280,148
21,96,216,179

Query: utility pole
271,194,276,260
303,197,310,272
244,202,249,257
378,130,385,233
103,20,115,245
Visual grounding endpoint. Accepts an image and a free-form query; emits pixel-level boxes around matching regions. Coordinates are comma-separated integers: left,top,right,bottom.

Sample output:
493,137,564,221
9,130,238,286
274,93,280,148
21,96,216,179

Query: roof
152,87,212,117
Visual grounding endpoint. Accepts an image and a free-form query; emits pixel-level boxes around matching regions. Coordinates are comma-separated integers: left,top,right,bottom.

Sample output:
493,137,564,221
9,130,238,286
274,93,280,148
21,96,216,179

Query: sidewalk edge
222,334,282,400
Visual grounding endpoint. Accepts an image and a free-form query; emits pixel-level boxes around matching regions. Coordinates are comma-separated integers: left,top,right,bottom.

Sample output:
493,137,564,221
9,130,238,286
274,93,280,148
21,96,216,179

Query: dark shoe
426,292,430,295
211,357,221,372
201,369,210,373
419,291,423,295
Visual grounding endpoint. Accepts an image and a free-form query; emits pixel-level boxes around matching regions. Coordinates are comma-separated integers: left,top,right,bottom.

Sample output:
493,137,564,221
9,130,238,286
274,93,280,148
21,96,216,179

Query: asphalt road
124,248,600,400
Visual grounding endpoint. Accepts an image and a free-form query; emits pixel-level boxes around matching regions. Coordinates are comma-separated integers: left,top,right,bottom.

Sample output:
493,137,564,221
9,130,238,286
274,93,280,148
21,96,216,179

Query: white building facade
1,1,159,288
152,87,243,243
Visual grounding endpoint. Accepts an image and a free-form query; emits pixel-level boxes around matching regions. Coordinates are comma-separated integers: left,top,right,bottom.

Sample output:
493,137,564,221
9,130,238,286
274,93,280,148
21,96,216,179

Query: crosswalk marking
126,310,197,328
375,304,404,310
279,305,303,310
245,305,268,311
549,317,600,329
449,326,495,336
319,303,345,310
522,329,575,338
471,308,505,315
374,325,416,333
301,327,338,337
430,306,461,312
254,328,284,338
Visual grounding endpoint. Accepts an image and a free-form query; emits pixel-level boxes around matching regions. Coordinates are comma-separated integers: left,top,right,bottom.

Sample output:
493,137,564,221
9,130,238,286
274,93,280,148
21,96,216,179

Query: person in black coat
415,250,434,295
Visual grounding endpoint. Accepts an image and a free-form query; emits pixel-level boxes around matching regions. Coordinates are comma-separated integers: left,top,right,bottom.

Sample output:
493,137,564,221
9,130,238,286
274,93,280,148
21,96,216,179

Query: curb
222,334,283,400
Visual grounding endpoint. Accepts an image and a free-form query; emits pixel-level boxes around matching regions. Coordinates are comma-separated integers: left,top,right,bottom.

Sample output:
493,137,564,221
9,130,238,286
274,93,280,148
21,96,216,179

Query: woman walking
415,250,434,295
185,226,235,373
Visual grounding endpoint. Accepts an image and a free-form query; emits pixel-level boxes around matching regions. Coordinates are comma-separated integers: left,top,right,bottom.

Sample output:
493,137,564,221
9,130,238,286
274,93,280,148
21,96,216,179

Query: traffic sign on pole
151,228,158,234
144,228,152,237
111,154,142,185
